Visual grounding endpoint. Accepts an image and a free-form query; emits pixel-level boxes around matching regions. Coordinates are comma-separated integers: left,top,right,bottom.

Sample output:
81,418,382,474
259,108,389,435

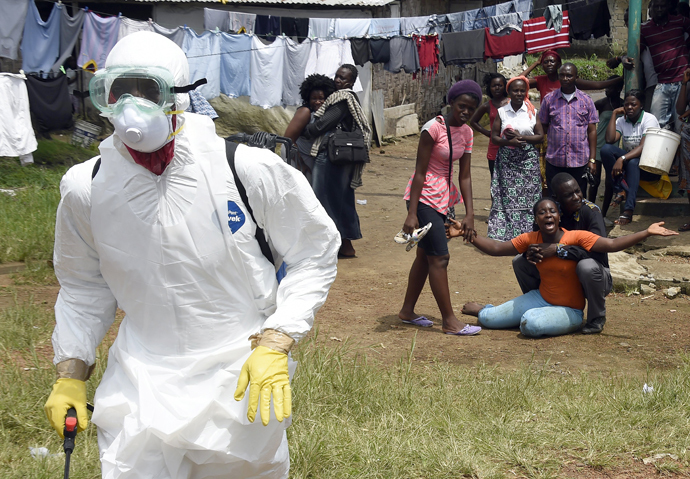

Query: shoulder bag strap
225,140,275,266
444,116,453,214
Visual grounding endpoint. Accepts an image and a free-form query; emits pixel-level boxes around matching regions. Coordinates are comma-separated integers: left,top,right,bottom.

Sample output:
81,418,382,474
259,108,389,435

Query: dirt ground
1,134,689,376
313,134,690,377
2,134,690,477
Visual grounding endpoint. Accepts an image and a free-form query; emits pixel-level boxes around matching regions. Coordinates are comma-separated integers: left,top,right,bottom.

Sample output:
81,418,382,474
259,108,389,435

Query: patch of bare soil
310,134,690,379
2,134,689,477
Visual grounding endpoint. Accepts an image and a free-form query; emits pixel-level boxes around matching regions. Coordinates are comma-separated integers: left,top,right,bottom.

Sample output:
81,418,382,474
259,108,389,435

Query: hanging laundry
255,15,280,40
568,0,611,40
283,37,311,106
152,24,185,48
52,4,85,72
281,17,308,39
304,39,362,91
183,29,221,100
219,33,251,98
0,73,37,159
472,5,497,30
413,35,439,77
531,0,558,19
78,12,120,70
334,18,370,38
385,37,420,74
495,1,516,15
523,13,570,54
511,0,533,19
0,0,29,60
484,27,525,59
204,8,229,31
369,38,391,63
350,38,371,66
489,13,523,36
250,35,285,108
25,73,73,134
441,30,485,66
400,16,430,36
446,12,465,33
118,18,154,41
186,90,218,119
308,18,334,39
369,18,400,37
21,0,60,74
229,12,256,34
426,14,447,35
544,5,563,33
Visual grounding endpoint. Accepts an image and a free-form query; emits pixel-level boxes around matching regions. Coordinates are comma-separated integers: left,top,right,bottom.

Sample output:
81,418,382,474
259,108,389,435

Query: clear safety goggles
89,66,178,116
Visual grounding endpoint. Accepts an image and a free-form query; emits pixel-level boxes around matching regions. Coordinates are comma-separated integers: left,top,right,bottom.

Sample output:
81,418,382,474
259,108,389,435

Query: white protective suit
52,32,340,479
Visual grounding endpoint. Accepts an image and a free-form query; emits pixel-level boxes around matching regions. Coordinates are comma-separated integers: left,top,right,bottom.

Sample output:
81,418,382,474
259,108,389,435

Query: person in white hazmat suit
43,32,340,478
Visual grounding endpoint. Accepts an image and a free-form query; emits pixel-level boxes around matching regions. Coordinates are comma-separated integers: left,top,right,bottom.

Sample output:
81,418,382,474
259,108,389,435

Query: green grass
0,139,95,267
525,54,623,81
0,299,689,478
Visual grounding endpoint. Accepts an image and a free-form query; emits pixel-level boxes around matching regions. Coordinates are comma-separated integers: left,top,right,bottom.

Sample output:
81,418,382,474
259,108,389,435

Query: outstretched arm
590,222,678,253
576,76,624,91
446,218,519,256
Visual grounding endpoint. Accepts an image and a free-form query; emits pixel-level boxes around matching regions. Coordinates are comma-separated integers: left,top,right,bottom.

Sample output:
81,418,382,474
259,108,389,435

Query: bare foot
441,315,468,334
398,310,421,322
461,302,485,317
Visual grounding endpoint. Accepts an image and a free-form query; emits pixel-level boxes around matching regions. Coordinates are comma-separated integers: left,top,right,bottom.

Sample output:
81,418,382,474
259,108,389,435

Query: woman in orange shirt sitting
448,198,677,337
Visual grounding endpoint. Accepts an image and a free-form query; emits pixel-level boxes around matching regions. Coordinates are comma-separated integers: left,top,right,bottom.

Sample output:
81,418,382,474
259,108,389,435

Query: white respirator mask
89,66,204,153
109,95,178,153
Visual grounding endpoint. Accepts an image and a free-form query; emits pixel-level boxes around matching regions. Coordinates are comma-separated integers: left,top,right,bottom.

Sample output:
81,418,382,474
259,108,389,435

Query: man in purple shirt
641,0,690,129
538,63,599,194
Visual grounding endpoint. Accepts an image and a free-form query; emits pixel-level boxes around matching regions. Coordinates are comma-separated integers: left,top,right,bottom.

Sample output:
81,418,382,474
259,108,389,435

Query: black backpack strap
225,140,275,266
91,157,102,179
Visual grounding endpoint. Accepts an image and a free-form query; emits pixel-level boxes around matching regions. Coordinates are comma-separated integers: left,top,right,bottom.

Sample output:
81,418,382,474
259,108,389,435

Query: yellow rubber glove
44,378,88,439
234,346,291,426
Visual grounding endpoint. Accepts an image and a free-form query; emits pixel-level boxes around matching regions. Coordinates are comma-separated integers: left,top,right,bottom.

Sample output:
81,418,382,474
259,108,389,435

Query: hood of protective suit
105,32,190,111
105,32,190,174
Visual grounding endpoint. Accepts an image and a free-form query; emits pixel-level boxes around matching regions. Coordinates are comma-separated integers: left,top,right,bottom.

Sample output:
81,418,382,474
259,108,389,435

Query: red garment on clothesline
413,34,439,78
483,27,526,60
522,12,571,54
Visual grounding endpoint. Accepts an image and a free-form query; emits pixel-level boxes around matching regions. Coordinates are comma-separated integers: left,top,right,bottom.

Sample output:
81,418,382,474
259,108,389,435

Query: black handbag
327,124,368,165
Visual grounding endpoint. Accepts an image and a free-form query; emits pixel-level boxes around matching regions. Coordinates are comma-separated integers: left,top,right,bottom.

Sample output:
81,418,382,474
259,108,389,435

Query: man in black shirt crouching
513,173,612,334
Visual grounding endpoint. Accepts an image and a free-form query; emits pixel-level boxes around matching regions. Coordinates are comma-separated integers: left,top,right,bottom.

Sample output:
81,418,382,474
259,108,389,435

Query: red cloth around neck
124,115,177,176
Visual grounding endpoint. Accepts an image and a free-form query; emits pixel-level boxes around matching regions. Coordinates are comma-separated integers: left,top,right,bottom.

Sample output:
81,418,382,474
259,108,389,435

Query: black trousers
545,162,588,196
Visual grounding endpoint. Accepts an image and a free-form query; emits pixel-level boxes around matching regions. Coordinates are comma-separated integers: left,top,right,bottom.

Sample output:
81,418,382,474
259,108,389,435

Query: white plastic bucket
639,127,680,175
71,120,102,149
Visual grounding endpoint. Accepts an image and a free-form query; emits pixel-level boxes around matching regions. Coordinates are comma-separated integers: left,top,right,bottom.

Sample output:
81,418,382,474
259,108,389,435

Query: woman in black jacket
301,64,371,258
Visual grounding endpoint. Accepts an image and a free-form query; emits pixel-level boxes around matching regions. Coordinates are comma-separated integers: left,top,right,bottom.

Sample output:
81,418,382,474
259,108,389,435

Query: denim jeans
651,82,682,130
477,290,584,337
600,144,660,212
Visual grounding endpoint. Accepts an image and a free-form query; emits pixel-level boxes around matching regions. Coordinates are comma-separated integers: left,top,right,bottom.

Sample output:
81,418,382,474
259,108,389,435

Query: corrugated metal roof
134,0,395,5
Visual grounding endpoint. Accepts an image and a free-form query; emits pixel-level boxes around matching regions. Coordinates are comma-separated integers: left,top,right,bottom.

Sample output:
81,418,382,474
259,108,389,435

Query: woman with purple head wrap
398,80,483,336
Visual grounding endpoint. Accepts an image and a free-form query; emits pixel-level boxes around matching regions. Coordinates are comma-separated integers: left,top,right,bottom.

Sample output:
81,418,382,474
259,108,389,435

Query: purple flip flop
401,316,433,327
444,325,481,336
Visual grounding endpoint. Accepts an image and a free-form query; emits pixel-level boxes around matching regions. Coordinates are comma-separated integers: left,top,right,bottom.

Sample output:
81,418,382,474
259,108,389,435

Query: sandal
614,214,632,226
679,223,690,232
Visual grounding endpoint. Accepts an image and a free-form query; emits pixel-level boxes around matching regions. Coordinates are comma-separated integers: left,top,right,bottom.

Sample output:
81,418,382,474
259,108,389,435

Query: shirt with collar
497,101,536,136
538,88,598,168
615,110,660,151
640,14,690,83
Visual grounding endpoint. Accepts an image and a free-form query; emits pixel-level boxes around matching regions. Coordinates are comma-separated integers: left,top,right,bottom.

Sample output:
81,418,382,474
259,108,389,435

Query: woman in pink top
398,80,482,336
470,73,509,179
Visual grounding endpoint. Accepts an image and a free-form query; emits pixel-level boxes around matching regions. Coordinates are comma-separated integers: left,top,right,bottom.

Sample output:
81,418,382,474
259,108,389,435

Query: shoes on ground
582,316,606,334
